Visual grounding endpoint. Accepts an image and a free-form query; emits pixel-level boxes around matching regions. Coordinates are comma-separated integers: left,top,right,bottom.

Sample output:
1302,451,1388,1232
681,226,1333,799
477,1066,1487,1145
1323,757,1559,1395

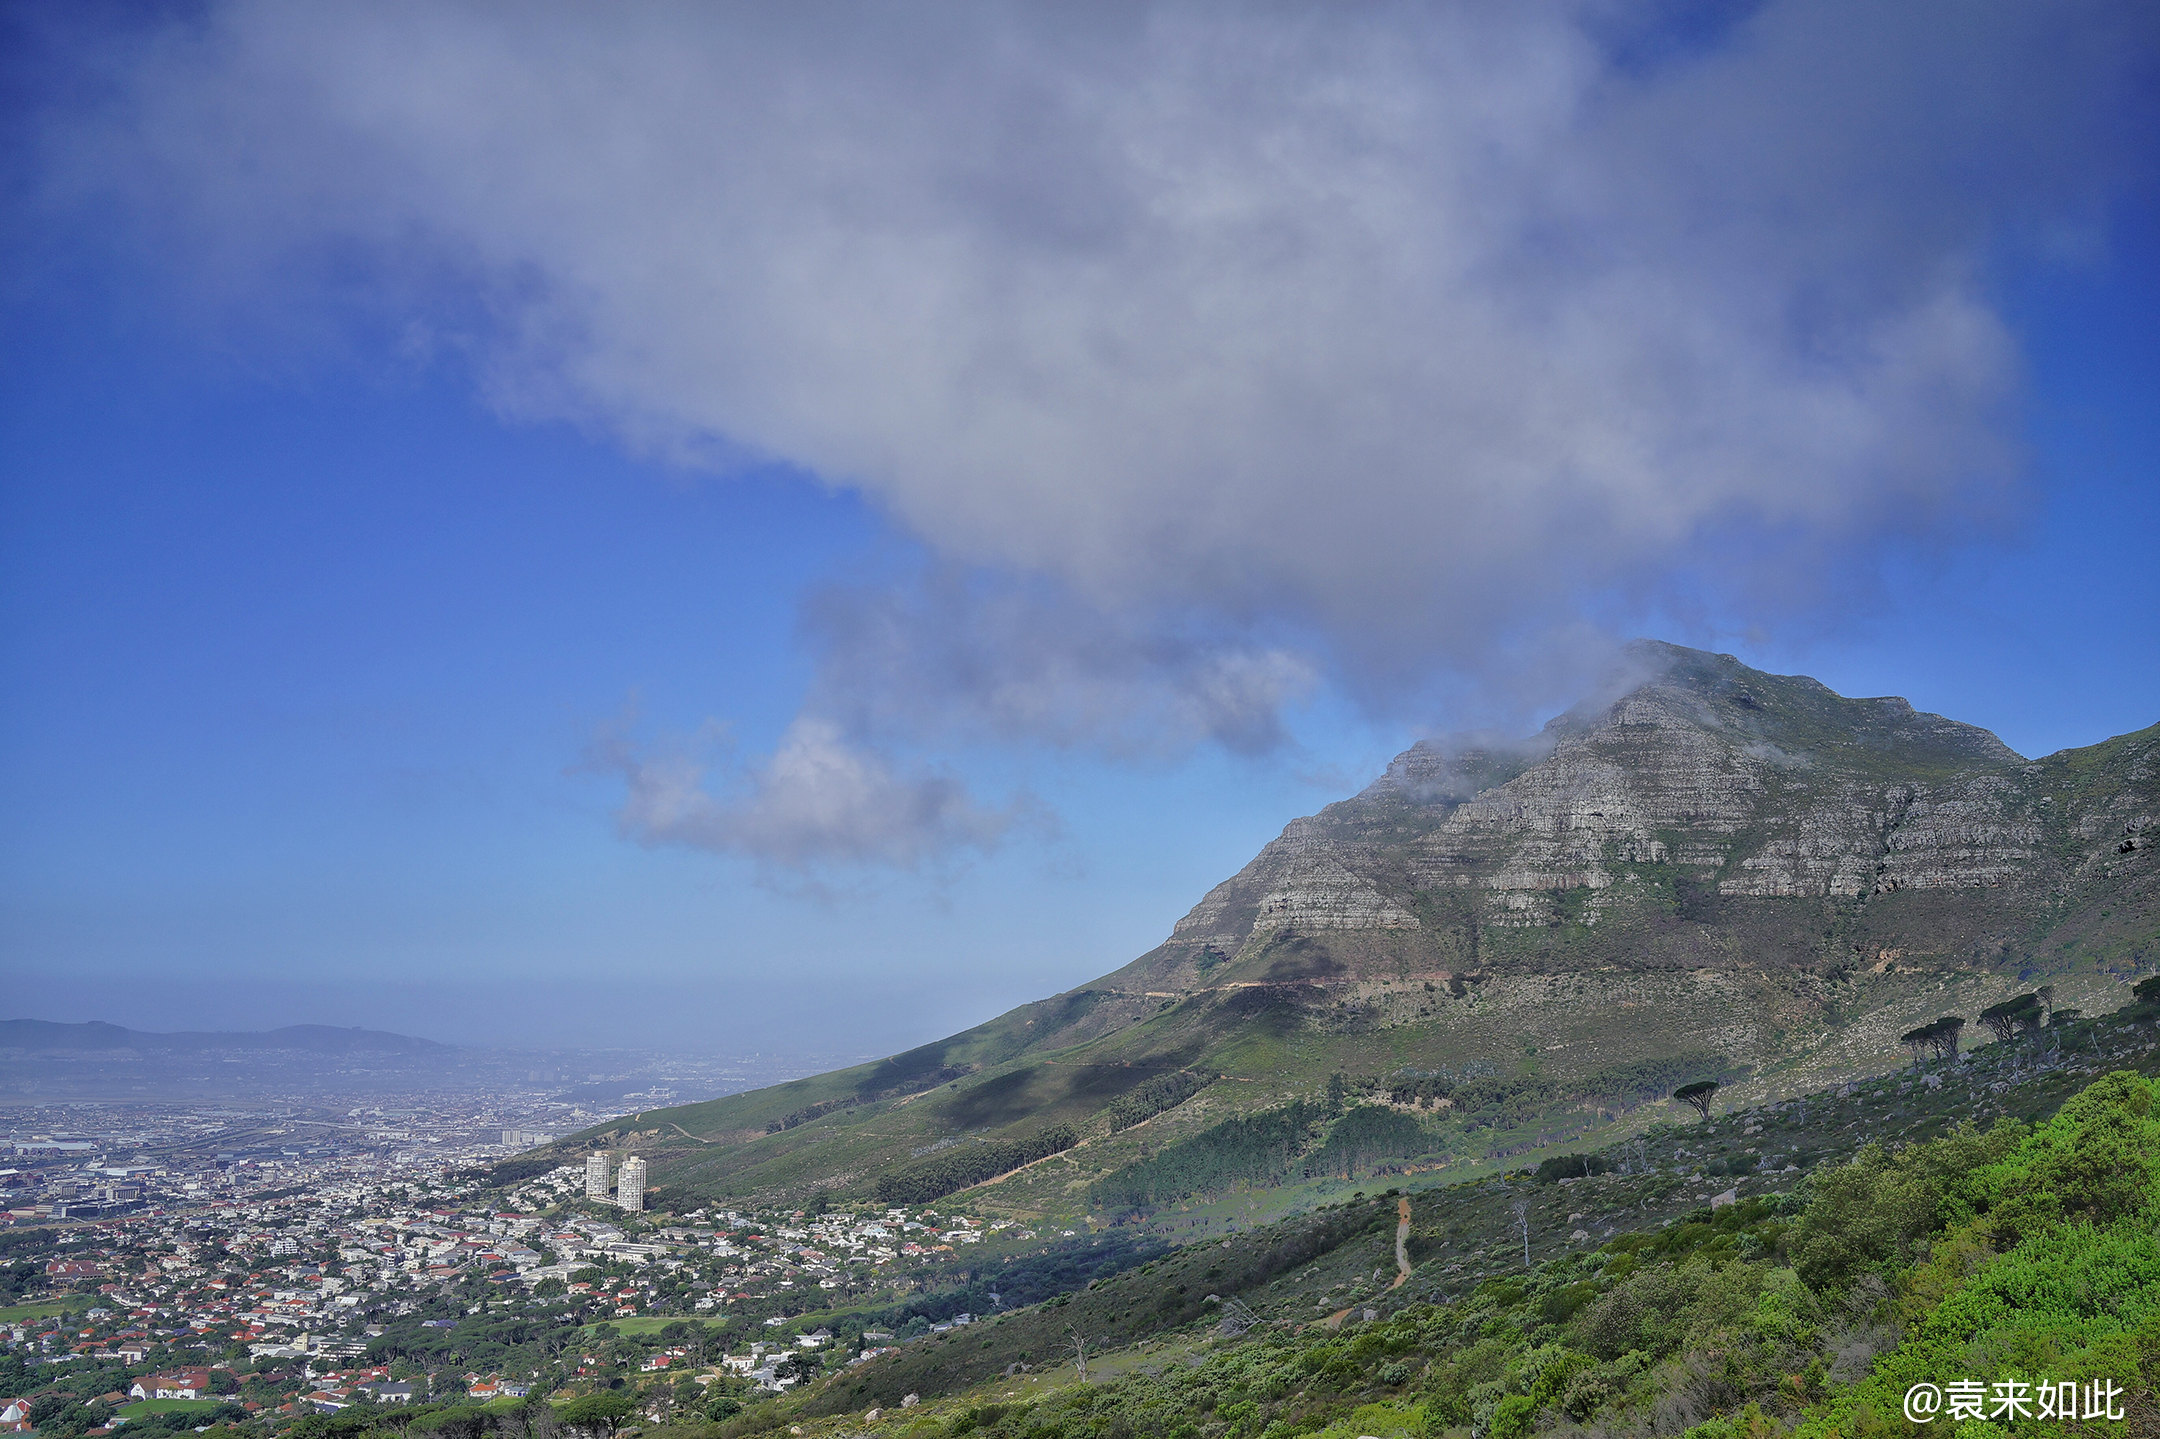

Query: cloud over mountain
26,0,2157,864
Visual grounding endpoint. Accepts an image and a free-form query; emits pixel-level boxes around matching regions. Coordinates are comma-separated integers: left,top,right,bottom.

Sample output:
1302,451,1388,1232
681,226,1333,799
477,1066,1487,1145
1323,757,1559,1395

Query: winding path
1315,1196,1418,1330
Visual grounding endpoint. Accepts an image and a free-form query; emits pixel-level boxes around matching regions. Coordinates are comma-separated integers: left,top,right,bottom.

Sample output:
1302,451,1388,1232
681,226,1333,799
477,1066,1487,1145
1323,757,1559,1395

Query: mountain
558,642,2159,1211
0,1019,449,1053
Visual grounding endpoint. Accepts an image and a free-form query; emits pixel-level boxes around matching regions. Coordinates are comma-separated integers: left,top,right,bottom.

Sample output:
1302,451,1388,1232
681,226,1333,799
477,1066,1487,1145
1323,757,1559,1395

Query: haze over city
3,2,2157,1055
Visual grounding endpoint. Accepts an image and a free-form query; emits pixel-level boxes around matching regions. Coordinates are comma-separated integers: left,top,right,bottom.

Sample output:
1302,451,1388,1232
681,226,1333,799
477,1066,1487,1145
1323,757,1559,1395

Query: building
502,1129,557,1149
585,1151,611,1202
617,1155,647,1212
130,1370,214,1401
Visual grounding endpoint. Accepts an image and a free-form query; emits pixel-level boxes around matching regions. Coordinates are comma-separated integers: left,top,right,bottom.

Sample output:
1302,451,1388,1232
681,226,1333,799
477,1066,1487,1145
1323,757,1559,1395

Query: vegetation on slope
877,1127,1081,1206
780,1064,2160,1439
1101,1072,1215,1134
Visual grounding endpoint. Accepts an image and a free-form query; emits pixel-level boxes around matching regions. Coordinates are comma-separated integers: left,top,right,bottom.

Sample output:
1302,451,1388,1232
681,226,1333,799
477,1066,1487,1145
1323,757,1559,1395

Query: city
3,1098,1070,1439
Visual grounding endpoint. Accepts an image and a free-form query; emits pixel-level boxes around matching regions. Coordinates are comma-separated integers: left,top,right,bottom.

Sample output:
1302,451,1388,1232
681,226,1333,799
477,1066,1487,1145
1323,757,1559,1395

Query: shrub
1973,1068,2160,1244
1533,1153,1616,1184
1787,1120,2018,1294
1488,1393,1537,1439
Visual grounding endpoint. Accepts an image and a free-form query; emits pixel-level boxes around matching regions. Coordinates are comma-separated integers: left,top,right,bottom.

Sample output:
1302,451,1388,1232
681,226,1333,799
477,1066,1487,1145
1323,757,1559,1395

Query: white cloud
595,717,1025,871
798,571,1318,757
24,0,2156,861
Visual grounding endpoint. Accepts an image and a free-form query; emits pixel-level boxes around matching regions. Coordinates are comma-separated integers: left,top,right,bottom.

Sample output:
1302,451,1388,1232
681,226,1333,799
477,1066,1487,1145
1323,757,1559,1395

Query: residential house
131,1370,214,1400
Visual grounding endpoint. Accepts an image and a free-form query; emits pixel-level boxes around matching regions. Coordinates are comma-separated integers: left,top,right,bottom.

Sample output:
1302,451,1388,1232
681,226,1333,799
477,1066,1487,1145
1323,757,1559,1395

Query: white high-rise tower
617,1155,648,1213
585,1151,610,1202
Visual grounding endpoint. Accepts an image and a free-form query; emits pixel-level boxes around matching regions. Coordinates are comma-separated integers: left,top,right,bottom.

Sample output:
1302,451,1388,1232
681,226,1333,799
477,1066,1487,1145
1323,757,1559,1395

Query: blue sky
3,2,2156,1053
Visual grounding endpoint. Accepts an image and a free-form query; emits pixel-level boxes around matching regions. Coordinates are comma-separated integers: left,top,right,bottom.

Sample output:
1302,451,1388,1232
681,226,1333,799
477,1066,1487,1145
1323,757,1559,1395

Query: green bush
1532,1153,1616,1184
1971,1067,2160,1243
1787,1119,2018,1293
1488,1393,1537,1439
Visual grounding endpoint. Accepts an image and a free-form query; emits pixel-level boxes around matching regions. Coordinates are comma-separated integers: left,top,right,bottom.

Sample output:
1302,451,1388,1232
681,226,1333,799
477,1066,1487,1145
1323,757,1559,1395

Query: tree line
1090,1099,1325,1207
1893,979,2160,1067
1099,1070,1213,1133
874,1124,1079,1204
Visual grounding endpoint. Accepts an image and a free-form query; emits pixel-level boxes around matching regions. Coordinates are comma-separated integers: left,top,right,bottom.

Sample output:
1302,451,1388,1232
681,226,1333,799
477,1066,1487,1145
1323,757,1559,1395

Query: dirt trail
1315,1197,1417,1329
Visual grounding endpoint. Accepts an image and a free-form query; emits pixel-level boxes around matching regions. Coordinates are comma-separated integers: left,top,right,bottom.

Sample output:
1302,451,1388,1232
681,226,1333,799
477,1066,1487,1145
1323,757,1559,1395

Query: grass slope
748,997,2160,1414
765,1029,2160,1439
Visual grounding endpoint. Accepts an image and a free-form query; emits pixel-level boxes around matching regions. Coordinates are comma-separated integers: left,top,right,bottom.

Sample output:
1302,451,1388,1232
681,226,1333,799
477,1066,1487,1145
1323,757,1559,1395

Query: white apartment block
585,1151,611,1202
617,1155,647,1212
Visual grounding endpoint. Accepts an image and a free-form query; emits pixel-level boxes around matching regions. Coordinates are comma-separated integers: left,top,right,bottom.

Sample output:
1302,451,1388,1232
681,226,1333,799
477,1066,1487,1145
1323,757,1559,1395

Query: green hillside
780,1059,2160,1439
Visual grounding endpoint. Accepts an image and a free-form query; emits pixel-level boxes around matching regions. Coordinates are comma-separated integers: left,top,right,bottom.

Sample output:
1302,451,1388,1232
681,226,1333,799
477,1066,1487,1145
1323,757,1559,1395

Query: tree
560,1390,638,1439
1510,1194,1532,1268
1672,1081,1718,1122
2132,976,2160,1007
1903,1016,1964,1063
29,1394,78,1431
1980,994,2041,1043
1067,1326,1091,1383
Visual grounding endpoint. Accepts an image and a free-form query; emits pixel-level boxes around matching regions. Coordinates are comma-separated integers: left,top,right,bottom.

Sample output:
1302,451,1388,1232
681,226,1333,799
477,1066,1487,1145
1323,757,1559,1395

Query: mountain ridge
557,642,2158,1213
0,1019,451,1053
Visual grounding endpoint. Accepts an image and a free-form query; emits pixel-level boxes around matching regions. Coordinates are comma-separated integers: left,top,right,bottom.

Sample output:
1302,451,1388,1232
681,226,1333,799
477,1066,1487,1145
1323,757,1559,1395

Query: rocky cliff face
1140,642,2154,987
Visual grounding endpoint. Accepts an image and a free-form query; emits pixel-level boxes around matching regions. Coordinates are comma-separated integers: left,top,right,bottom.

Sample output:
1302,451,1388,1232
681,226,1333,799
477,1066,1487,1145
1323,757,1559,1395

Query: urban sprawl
2,1100,1047,1439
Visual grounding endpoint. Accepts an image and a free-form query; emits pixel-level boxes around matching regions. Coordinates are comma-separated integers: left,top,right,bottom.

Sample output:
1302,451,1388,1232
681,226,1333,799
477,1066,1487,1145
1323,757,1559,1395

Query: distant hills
551,641,2160,1214
0,1019,448,1054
